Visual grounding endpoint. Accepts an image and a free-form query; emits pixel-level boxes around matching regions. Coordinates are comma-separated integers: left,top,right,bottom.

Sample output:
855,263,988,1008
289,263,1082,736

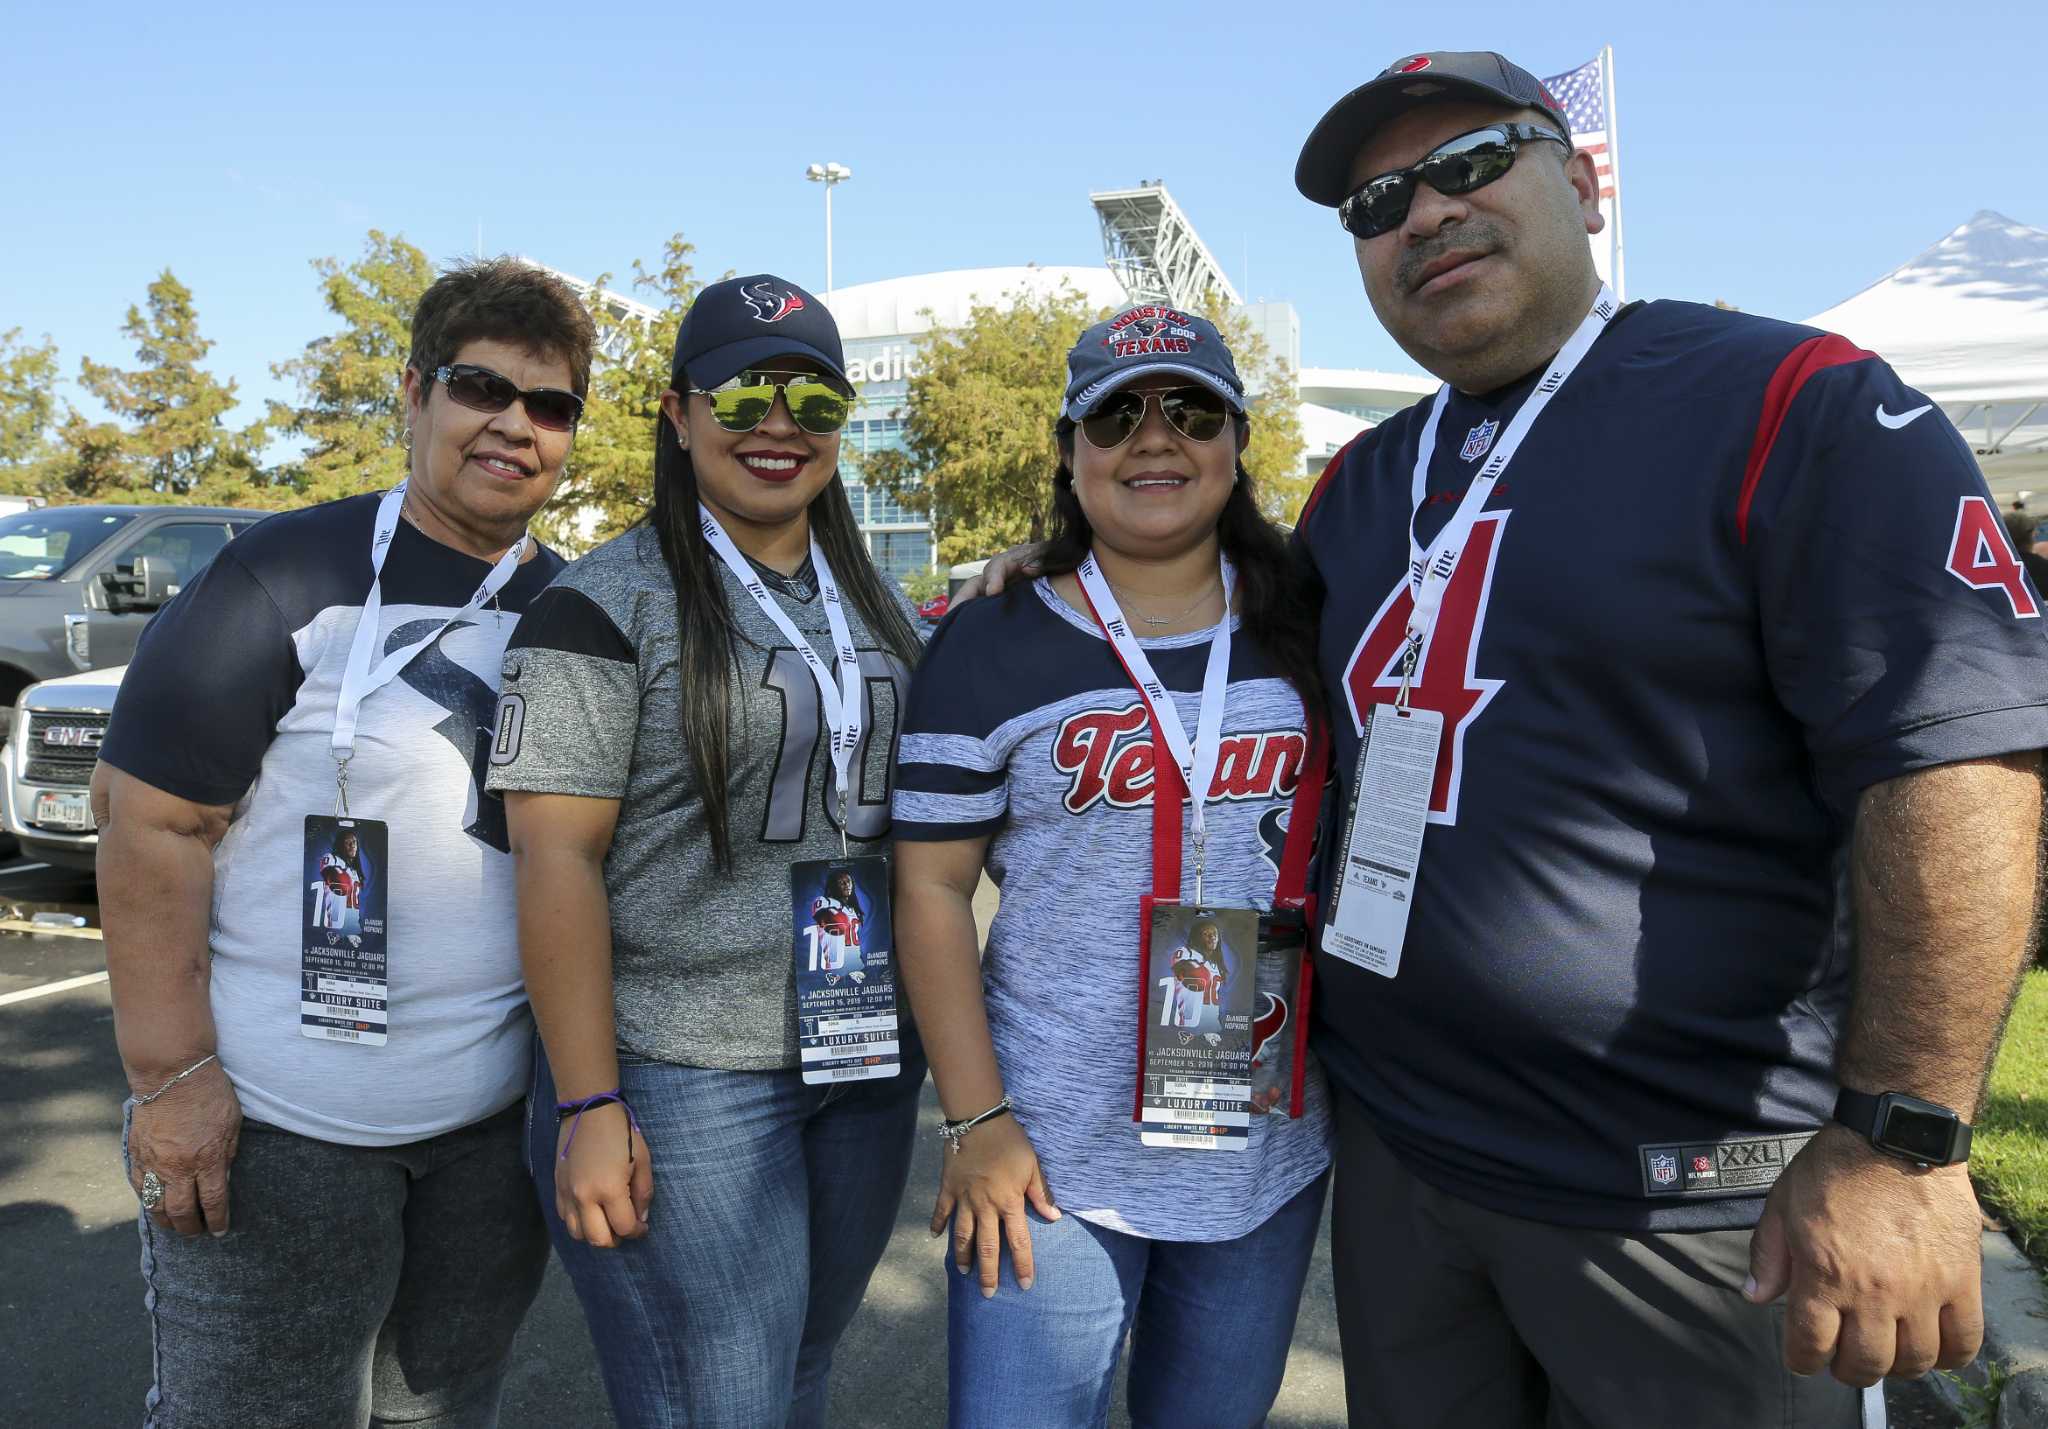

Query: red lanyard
1130,710,1330,1120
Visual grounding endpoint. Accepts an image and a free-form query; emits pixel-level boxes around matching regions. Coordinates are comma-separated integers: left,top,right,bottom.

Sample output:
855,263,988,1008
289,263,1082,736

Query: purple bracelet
554,1090,641,1161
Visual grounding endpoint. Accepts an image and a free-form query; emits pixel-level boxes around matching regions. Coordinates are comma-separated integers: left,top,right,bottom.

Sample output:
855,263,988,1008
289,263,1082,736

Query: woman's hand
554,1103,653,1248
950,543,1045,607
931,1115,1059,1298
126,1057,241,1238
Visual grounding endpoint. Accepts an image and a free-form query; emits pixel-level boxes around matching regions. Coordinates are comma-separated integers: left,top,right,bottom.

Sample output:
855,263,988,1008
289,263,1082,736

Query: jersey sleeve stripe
898,732,1001,773
1295,427,1375,532
893,761,1005,798
890,788,1008,827
1735,333,1875,545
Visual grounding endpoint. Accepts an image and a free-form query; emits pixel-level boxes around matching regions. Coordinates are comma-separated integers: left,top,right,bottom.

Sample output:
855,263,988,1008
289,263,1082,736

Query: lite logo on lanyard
302,481,530,1046
696,505,901,1084
1323,286,1617,979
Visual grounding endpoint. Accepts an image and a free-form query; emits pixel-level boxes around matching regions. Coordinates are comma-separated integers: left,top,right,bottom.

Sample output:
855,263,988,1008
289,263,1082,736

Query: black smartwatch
1832,1088,1973,1167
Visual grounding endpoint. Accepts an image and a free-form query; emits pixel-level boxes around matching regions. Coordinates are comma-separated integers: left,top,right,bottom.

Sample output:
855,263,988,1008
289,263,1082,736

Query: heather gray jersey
486,524,916,1069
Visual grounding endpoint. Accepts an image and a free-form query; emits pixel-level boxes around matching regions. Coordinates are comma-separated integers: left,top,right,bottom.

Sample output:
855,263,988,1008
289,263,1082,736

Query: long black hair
647,411,923,873
1037,418,1327,724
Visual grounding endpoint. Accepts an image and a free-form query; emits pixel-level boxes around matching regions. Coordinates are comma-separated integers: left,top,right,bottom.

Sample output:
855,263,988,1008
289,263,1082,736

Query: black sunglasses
1079,386,1232,450
434,363,584,432
1337,122,1570,240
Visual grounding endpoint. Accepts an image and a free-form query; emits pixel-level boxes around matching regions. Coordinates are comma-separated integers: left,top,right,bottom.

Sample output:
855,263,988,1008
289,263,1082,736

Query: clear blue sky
6,0,2042,427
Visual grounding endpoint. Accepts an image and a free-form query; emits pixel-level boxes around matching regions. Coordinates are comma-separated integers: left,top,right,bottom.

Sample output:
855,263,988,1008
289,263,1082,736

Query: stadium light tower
1090,181,1241,312
805,162,852,301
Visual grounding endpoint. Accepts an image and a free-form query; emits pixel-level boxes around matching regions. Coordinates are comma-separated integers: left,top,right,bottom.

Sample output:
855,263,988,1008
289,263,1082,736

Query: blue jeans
947,1169,1329,1429
527,1042,924,1429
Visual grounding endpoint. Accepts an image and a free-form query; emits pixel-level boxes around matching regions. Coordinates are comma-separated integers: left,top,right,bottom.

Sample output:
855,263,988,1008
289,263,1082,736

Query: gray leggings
127,1102,548,1429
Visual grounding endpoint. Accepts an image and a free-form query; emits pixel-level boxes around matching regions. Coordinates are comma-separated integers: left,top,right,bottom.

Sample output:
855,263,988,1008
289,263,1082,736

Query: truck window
120,522,233,593
0,510,133,579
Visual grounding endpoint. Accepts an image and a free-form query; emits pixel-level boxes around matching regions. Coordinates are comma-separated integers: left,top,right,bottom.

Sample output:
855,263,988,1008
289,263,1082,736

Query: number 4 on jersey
1340,513,1508,824
1947,495,2041,618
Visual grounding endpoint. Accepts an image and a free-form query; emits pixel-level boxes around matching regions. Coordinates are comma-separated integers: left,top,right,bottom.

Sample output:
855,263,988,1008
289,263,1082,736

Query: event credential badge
791,855,901,1084
300,815,389,1045
1141,903,1257,1149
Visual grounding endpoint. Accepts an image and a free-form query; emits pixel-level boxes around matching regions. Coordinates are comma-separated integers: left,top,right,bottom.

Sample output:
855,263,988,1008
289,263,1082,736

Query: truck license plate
34,791,93,833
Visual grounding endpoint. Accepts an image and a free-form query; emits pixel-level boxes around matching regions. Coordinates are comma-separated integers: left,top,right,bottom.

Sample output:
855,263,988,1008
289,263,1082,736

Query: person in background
93,257,593,1427
488,275,926,1429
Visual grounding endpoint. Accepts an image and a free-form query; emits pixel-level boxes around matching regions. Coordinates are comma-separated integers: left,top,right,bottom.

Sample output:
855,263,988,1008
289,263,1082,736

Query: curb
1931,1226,2048,1427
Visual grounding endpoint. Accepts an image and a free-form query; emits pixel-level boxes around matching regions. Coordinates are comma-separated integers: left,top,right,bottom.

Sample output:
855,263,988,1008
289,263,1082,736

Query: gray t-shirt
486,524,916,1070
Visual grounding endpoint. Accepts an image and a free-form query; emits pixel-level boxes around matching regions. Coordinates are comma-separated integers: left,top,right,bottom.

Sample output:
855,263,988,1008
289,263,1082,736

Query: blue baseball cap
671,274,848,389
1060,305,1246,422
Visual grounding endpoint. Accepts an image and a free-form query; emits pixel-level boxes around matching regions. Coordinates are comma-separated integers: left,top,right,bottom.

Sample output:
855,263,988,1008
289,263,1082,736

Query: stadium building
552,182,1435,579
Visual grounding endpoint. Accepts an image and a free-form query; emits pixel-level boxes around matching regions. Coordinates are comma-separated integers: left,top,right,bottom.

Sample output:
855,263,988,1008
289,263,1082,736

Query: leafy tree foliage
0,329,62,495
62,270,268,505
269,230,433,502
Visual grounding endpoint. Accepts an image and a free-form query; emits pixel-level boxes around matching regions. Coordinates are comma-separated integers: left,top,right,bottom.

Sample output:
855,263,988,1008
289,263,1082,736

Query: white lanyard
697,505,865,851
331,481,528,805
1076,551,1236,902
1399,284,1618,703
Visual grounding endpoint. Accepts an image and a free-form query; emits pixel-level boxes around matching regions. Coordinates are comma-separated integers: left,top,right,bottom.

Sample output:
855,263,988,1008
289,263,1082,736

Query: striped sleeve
890,606,1008,839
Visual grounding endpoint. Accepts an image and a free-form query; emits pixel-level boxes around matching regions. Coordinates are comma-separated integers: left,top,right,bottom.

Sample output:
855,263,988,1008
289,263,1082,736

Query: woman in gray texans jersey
486,275,926,1428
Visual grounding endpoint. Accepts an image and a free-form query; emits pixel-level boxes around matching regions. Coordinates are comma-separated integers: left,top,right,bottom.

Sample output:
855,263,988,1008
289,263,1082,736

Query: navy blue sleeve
1745,345,2048,811
99,546,302,806
889,600,1010,840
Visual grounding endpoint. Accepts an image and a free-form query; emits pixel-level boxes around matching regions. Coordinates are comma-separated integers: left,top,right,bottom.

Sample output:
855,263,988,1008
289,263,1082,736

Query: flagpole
1604,43,1627,301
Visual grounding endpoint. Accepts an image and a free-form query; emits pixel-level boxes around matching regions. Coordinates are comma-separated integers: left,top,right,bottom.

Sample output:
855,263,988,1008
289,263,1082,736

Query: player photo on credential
789,854,901,1085
300,814,389,1045
1141,904,1256,1149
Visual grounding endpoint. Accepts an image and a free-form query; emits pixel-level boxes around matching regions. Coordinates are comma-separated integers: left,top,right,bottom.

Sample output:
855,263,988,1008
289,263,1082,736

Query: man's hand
126,1057,242,1238
1744,1125,1983,1385
950,543,1045,607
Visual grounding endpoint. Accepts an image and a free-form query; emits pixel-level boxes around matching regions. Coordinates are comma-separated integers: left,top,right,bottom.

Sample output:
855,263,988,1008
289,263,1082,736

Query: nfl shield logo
1460,419,1498,462
1649,1153,1679,1186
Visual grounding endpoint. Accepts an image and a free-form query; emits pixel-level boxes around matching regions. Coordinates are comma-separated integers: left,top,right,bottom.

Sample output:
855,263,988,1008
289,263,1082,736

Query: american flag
1541,53,1622,289
1540,56,1615,199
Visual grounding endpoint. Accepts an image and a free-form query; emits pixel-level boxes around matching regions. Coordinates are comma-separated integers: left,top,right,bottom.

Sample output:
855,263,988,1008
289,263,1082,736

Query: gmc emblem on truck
41,726,104,750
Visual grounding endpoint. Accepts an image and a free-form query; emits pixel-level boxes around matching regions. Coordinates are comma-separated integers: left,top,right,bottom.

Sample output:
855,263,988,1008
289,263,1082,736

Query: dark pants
129,1102,548,1429
1330,1091,1880,1429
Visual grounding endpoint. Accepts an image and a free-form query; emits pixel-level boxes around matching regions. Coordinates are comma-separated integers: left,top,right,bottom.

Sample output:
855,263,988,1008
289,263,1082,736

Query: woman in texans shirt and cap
892,307,1336,1427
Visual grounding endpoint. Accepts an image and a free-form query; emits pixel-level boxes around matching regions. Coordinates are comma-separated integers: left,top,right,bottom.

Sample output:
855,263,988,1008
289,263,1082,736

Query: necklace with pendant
1108,577,1220,627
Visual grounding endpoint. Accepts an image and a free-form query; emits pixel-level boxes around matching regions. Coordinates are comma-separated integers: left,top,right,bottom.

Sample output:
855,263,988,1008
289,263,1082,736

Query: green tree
66,270,268,505
535,234,714,552
868,286,1312,565
866,282,1104,566
0,329,62,495
270,231,434,502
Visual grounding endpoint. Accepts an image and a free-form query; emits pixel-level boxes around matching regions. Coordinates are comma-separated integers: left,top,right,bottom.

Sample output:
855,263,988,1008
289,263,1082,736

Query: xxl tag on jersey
1322,703,1442,978
792,856,900,1085
300,815,389,1046
1141,903,1256,1150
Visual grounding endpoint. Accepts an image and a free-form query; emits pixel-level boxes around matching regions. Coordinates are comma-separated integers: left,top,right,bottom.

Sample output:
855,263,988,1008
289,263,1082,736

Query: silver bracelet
135,1054,218,1107
938,1096,1013,1155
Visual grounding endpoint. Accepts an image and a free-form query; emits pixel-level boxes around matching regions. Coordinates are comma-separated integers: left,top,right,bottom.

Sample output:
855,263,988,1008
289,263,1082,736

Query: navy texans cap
1061,305,1246,422
671,274,848,389
1295,51,1571,206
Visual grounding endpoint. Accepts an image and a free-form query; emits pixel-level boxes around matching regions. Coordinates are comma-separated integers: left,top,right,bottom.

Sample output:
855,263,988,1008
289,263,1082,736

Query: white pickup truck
2,664,124,871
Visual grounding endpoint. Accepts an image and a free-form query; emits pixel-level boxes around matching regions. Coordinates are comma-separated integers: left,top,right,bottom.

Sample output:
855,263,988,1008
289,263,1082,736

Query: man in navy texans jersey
1285,49,2048,1428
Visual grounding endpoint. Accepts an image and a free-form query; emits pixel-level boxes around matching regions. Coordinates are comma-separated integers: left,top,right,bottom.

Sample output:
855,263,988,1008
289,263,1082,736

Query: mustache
1396,219,1510,292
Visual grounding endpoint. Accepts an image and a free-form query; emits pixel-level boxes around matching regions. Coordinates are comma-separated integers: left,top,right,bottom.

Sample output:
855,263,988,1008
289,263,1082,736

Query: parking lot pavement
0,858,1953,1427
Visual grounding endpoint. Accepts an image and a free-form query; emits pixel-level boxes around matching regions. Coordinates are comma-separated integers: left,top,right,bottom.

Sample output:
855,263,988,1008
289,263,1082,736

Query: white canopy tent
1804,210,2048,503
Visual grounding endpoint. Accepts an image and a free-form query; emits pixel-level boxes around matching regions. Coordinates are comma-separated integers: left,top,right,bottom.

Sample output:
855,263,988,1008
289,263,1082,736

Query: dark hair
646,414,923,873
1040,419,1327,725
408,257,597,400
2006,509,2039,552
330,827,362,864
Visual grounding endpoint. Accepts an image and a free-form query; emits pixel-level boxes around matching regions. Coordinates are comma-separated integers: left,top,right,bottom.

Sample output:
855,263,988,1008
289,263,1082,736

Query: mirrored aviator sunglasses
435,364,584,431
694,371,853,436
1337,122,1568,240
1079,385,1231,450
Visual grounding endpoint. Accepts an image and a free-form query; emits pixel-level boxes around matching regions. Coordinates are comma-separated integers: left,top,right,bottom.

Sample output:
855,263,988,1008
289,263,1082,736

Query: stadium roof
825,266,1128,342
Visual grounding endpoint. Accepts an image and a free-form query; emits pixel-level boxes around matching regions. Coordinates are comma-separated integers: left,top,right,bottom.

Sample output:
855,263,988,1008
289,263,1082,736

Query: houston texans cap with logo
672,273,850,390
1060,305,1247,421
1294,51,1571,206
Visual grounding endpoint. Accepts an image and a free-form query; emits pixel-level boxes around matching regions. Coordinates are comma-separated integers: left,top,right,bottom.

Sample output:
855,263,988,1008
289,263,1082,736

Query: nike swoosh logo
1875,402,1933,430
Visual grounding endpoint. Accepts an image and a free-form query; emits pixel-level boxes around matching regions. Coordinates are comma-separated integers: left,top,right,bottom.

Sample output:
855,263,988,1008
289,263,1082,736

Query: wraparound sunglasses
1338,122,1570,240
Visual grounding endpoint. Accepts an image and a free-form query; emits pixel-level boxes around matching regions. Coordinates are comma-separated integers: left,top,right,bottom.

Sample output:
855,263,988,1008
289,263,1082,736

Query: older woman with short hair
93,257,594,1428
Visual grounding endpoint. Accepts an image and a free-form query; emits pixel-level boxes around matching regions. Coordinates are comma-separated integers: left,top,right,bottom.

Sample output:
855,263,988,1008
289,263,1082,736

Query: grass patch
1974,969,2048,1263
